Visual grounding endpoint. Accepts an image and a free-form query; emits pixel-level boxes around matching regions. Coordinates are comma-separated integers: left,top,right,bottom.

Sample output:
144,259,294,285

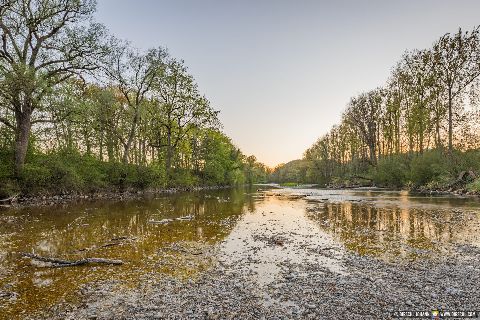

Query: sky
95,0,480,167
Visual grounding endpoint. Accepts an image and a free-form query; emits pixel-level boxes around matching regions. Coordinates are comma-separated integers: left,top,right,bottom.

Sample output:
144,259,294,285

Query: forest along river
1,187,480,319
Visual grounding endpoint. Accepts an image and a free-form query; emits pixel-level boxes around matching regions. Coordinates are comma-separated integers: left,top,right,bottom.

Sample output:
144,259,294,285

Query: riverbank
272,150,480,198
3,182,479,210
324,182,480,197
0,185,233,208
0,149,268,206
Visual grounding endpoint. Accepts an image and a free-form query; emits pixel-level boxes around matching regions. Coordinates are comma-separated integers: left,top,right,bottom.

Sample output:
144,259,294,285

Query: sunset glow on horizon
96,0,480,167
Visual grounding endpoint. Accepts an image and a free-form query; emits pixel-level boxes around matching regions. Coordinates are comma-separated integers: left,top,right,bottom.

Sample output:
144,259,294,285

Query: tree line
0,0,268,196
273,26,480,190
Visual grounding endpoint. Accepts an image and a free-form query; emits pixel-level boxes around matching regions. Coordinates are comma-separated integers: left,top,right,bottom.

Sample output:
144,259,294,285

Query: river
1,186,479,319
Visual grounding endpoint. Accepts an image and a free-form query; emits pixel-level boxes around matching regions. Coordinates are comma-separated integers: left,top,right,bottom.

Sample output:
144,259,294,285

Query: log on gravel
20,252,123,267
0,194,19,203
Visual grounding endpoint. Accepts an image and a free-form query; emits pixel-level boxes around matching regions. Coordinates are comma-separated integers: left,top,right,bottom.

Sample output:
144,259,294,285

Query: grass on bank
467,178,480,193
279,182,299,187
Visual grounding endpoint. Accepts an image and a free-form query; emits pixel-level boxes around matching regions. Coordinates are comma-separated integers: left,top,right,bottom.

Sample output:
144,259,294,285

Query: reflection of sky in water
220,196,345,286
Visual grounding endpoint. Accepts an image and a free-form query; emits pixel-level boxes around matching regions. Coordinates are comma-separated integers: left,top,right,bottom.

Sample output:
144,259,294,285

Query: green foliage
450,150,480,174
372,155,408,187
203,160,226,185
0,126,267,196
18,151,100,194
302,26,480,192
0,150,19,198
467,178,480,193
226,168,246,186
287,149,480,191
0,3,268,194
407,150,449,186
169,169,198,187
19,165,52,194
280,182,299,187
0,149,170,196
270,160,312,184
106,162,165,190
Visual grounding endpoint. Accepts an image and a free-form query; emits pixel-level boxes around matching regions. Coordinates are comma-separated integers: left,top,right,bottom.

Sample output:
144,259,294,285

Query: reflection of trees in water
306,201,471,258
10,188,255,256
0,188,259,318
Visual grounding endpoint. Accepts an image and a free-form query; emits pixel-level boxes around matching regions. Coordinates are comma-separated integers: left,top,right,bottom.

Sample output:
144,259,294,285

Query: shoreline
323,183,480,198
0,185,234,209
2,183,479,210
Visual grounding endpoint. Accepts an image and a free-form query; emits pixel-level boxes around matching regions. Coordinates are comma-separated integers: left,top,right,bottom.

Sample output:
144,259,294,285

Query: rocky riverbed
44,242,480,320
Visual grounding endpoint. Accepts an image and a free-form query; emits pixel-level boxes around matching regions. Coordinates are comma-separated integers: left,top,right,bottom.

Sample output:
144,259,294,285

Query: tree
384,70,403,154
149,57,219,178
344,89,383,164
401,49,437,153
432,27,480,151
103,44,165,163
0,0,107,174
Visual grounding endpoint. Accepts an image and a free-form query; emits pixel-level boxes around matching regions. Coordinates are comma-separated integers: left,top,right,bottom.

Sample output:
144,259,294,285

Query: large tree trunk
122,108,140,164
122,137,133,164
369,143,376,165
447,88,453,151
107,130,115,162
14,109,32,176
141,139,147,165
435,118,441,149
166,130,173,180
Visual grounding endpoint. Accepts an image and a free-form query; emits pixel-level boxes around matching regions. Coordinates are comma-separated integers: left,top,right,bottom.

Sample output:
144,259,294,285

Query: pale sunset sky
96,0,480,167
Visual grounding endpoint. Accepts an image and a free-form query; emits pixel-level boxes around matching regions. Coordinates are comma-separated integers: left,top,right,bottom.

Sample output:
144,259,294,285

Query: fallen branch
72,236,137,253
148,215,194,225
21,252,123,267
0,194,19,203
160,243,204,256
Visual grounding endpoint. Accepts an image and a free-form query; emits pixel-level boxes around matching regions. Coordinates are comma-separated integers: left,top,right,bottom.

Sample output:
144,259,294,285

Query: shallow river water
1,187,480,319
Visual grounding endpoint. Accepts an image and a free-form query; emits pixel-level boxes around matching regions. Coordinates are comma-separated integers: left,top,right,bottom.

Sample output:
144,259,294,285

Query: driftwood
148,215,194,225
0,194,18,202
161,243,204,256
448,170,477,188
73,236,137,253
21,252,123,267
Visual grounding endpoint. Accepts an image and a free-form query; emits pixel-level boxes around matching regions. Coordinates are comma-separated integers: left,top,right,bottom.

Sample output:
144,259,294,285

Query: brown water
1,187,480,319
